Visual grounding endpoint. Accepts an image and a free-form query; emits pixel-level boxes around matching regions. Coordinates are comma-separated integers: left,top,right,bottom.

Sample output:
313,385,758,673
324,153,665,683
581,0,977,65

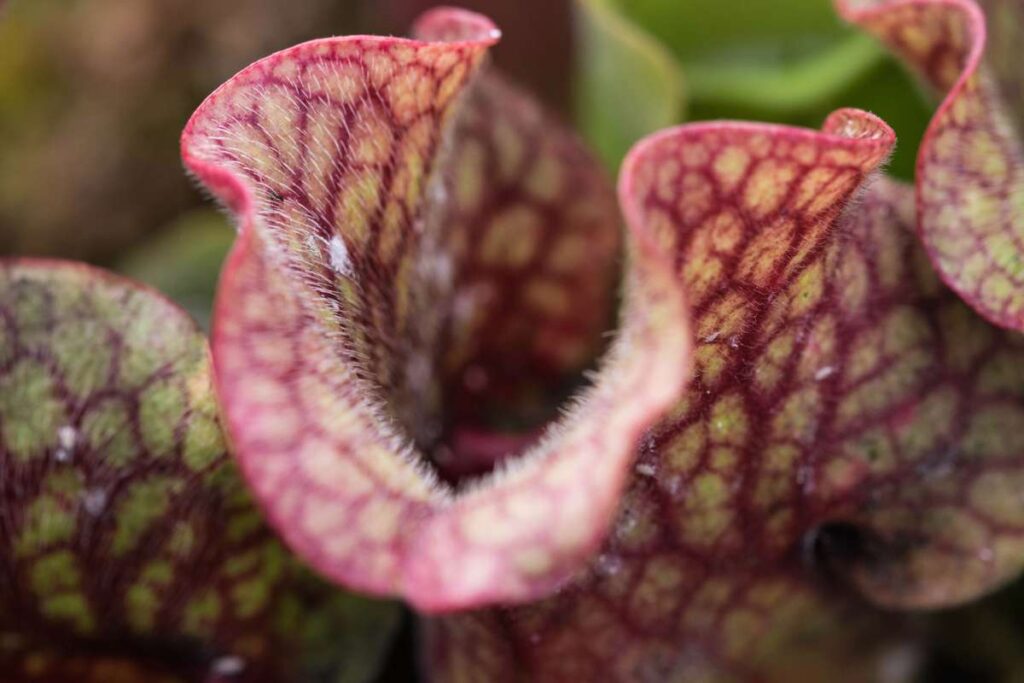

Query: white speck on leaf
429,178,449,206
422,251,453,287
55,425,77,462
796,465,815,493
665,475,683,496
212,656,246,676
328,236,354,277
58,425,76,449
616,510,638,539
594,553,623,577
82,488,108,516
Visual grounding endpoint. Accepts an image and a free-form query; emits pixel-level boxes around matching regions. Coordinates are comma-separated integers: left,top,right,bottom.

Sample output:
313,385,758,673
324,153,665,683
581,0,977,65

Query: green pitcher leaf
0,260,398,682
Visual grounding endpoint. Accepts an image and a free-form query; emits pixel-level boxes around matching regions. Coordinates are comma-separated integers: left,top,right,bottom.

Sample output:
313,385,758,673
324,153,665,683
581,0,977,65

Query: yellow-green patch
0,359,67,461
112,477,184,556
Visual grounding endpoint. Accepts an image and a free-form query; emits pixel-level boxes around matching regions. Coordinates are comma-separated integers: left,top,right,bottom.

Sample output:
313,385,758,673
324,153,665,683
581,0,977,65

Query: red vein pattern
838,0,1024,330
429,71,622,481
0,261,396,682
182,9,691,611
426,111,1024,681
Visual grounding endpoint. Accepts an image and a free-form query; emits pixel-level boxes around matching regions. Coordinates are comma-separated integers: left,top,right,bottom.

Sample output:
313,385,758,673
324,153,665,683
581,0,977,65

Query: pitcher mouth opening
424,361,601,485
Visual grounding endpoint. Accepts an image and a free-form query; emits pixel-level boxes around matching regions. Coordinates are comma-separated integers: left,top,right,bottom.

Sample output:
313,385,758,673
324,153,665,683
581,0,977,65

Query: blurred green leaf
574,0,934,178
609,0,848,60
118,209,234,330
574,0,685,170
682,34,881,113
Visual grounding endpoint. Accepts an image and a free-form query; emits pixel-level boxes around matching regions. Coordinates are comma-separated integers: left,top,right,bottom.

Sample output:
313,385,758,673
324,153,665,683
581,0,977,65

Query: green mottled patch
893,388,958,460
126,561,175,631
16,488,78,557
260,544,287,584
51,318,113,399
116,294,193,388
183,412,223,470
113,477,184,556
141,560,174,585
41,592,95,634
30,548,95,632
1,261,402,678
126,583,160,632
233,578,271,618
771,386,822,444
80,396,139,466
693,472,728,507
44,273,92,321
168,521,196,557
138,379,185,458
225,543,289,619
225,549,262,578
182,589,222,637
5,278,51,334
0,359,67,461
31,550,81,594
977,348,1024,394
226,507,265,543
709,393,748,444
49,469,84,495
964,405,1024,457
